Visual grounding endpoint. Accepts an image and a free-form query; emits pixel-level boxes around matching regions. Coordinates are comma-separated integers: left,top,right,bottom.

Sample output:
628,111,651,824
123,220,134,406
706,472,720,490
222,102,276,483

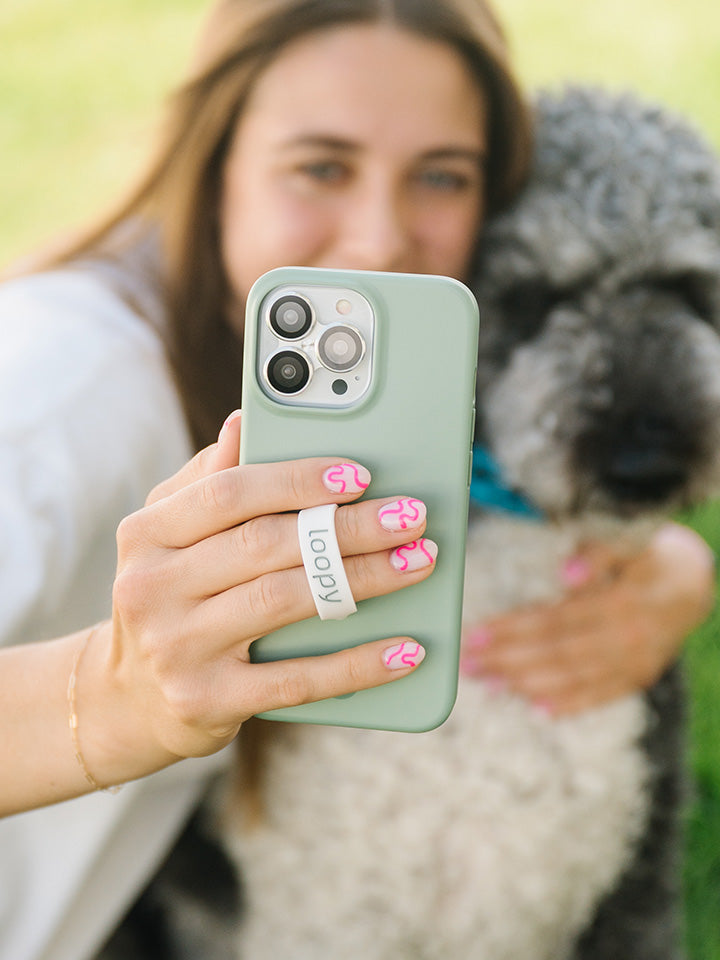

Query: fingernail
383,641,426,670
466,627,493,650
322,463,371,494
561,555,591,588
390,538,438,572
459,656,477,677
378,498,426,532
532,700,554,720
218,409,242,442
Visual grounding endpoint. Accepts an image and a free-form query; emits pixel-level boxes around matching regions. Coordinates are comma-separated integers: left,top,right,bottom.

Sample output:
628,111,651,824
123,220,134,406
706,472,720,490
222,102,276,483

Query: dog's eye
652,273,715,324
499,280,563,341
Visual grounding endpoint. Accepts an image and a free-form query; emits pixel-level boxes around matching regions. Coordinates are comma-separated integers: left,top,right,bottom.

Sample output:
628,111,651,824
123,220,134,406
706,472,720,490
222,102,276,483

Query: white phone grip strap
297,503,357,620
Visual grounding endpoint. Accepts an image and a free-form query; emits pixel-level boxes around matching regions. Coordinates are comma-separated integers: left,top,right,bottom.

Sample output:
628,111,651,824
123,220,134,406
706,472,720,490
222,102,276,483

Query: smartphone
240,266,478,732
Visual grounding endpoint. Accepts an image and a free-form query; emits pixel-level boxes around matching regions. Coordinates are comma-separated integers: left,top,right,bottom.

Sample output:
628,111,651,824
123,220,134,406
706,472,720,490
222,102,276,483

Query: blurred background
2,0,719,955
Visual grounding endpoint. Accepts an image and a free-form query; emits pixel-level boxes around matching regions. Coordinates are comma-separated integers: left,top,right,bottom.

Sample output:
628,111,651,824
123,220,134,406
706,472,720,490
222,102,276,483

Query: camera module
266,350,311,394
258,283,374,407
269,295,313,339
317,325,365,372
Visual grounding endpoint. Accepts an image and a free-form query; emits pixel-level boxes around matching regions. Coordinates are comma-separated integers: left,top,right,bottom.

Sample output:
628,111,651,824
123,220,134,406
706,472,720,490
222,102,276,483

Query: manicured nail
532,700,554,719
390,538,438,572
322,463,371,494
561,555,591,588
466,627,493,650
378,498,426,532
218,409,242,442
383,641,426,670
459,656,477,676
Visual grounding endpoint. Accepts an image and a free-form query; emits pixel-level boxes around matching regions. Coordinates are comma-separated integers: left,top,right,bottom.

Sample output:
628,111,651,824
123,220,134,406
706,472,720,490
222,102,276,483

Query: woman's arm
1,414,433,817
460,523,715,715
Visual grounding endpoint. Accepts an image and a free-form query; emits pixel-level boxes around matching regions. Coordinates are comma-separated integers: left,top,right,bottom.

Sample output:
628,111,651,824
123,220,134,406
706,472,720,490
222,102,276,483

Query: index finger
145,409,244,507
140,457,372,549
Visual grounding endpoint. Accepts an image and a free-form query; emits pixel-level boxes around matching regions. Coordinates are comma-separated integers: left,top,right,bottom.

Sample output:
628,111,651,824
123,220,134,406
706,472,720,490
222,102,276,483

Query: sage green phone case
240,266,478,732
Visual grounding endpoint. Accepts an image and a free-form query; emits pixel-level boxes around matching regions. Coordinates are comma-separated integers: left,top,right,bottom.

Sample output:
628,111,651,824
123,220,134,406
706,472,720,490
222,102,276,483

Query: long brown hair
43,0,533,450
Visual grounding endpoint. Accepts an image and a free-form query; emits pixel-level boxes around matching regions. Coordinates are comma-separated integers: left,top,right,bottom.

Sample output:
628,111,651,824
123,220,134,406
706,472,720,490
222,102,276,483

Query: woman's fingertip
382,641,426,670
378,498,427,532
561,555,592,588
482,675,508,695
466,626,493,650
459,656,476,677
218,409,242,443
532,699,555,720
322,462,371,495
390,539,438,573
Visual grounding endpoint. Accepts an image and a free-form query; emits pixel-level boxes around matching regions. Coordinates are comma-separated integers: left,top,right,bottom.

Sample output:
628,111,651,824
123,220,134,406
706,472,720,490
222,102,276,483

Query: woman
0,1,713,958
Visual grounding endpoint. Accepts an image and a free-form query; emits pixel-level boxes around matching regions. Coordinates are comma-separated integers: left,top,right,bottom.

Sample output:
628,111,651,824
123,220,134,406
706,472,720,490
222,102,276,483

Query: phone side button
467,406,476,488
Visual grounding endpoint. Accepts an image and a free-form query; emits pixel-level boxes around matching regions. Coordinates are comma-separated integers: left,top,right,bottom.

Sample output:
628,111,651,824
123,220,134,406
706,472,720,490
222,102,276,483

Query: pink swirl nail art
390,538,438,572
322,463,371,494
383,641,426,670
378,498,426,531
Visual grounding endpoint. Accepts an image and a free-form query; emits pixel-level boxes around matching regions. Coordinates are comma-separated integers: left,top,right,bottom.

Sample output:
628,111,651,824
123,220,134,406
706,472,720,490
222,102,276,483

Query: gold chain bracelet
67,625,123,795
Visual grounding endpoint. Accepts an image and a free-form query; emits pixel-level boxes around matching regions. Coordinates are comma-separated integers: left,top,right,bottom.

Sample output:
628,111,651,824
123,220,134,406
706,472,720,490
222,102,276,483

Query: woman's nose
335,188,411,273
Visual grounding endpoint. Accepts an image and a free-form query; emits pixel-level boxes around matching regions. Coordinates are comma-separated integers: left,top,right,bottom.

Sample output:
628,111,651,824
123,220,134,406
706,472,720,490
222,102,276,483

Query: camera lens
269,295,313,339
317,325,365,372
266,350,311,394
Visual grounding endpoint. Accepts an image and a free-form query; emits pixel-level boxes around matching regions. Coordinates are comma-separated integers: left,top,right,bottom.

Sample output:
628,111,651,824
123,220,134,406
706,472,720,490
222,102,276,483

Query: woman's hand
460,523,715,716
82,411,435,786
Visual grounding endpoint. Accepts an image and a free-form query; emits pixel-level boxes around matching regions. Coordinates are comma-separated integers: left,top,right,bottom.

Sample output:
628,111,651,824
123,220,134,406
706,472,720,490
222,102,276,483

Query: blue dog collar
470,445,545,519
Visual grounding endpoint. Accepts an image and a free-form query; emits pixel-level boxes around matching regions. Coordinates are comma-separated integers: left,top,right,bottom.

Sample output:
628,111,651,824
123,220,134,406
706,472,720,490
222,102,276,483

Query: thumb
145,410,242,506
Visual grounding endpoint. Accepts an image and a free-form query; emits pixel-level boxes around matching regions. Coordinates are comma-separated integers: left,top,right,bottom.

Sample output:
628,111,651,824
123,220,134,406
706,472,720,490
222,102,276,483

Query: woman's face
220,23,488,309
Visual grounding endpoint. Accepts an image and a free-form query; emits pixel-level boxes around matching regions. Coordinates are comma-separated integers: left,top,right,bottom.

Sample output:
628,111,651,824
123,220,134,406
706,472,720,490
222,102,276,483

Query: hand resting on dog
462,522,715,715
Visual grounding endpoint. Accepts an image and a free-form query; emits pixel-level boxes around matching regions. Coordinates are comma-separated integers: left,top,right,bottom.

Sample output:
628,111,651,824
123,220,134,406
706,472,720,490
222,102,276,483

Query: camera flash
335,298,352,316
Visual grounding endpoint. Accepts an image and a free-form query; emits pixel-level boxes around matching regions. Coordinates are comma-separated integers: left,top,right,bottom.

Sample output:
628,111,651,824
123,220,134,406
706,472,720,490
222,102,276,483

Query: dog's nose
580,412,694,506
600,446,687,504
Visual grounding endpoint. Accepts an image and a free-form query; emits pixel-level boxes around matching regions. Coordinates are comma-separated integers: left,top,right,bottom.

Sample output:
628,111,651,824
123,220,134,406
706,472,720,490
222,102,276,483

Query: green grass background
2,1,719,954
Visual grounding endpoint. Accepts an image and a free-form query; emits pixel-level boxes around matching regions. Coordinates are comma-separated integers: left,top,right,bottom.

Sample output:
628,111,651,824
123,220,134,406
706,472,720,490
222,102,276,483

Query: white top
0,264,230,960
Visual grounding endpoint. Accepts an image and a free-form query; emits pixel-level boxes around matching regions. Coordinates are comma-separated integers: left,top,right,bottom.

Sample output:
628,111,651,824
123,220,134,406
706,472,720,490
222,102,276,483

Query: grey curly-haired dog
97,87,720,960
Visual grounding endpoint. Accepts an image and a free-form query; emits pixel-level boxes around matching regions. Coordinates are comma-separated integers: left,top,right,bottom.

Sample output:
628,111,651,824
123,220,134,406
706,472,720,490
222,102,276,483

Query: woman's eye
416,169,473,192
299,161,348,184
